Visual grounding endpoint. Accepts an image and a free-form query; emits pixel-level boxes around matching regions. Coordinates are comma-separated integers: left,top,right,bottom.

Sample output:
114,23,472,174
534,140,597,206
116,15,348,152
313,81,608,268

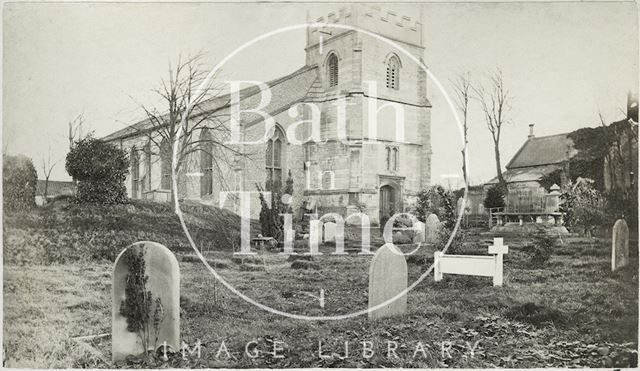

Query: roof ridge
103,65,319,142
529,132,571,140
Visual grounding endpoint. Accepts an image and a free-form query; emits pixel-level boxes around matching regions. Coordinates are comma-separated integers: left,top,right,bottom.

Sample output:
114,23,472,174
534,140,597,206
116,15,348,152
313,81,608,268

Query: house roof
36,180,75,197
506,133,576,169
485,164,563,185
102,65,322,142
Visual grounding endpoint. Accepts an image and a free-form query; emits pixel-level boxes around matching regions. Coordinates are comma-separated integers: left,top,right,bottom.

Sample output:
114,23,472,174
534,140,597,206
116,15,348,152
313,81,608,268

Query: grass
2,198,250,265
4,231,638,368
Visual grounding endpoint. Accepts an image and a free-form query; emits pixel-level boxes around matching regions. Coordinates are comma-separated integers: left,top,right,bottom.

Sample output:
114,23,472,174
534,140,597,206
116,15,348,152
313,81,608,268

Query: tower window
386,146,399,171
327,54,339,88
386,55,400,90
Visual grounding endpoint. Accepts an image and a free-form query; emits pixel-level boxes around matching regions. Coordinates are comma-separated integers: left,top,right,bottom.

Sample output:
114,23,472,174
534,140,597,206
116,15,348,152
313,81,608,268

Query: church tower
302,4,432,224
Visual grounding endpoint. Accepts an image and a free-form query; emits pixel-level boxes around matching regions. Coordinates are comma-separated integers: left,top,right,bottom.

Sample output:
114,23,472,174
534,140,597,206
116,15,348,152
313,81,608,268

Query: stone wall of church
111,4,432,229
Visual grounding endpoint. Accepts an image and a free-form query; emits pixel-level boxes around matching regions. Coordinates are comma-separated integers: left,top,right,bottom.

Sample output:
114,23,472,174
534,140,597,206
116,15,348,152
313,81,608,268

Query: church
103,5,432,224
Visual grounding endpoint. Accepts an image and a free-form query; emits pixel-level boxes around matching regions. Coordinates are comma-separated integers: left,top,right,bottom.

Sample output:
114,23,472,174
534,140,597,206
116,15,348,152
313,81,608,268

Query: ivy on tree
65,136,129,204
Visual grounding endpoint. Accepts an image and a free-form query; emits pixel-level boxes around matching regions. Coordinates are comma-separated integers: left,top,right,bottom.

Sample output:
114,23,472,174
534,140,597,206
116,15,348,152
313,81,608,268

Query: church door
379,185,397,221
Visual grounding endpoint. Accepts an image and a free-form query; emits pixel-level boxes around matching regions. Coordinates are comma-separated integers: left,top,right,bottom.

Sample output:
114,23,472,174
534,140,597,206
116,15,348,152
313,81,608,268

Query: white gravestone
434,237,508,286
413,221,426,243
112,241,180,362
425,214,441,243
368,243,408,319
611,219,629,271
323,221,337,243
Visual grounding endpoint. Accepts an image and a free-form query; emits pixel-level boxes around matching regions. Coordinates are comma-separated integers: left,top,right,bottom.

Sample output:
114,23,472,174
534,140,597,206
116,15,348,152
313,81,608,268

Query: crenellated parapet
306,4,423,49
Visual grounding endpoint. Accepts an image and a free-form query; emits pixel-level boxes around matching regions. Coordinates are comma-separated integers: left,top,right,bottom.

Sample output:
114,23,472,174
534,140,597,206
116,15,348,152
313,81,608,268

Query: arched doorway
379,184,398,222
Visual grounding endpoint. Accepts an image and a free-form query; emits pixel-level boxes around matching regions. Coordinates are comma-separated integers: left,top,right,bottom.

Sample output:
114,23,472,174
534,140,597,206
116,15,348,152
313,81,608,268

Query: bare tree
68,113,85,149
134,54,248,200
451,71,472,184
472,69,512,190
40,146,58,203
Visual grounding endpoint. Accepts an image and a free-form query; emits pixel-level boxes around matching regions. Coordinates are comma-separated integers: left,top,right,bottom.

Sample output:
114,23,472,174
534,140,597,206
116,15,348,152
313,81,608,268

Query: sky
3,1,638,186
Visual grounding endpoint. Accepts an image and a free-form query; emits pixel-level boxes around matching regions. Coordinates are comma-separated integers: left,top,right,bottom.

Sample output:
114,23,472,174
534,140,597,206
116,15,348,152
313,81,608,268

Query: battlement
307,4,423,49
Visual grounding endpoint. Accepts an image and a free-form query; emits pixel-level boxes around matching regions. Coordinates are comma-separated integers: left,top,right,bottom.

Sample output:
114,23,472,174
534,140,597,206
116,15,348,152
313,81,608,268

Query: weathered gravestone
323,221,337,243
611,219,629,271
112,241,180,362
425,214,441,243
413,221,426,243
368,243,408,319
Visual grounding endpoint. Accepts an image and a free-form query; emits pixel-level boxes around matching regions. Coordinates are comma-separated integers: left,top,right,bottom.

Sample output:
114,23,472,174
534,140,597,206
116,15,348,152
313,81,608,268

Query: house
103,5,432,224
485,124,576,212
35,180,75,205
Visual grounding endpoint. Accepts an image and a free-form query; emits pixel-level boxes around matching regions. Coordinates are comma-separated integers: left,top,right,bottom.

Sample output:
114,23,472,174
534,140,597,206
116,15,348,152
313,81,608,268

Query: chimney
528,124,535,139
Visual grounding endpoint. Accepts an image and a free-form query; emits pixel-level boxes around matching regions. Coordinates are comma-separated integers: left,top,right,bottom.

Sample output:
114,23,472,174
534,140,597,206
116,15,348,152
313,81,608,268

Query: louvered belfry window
327,54,339,88
386,55,400,90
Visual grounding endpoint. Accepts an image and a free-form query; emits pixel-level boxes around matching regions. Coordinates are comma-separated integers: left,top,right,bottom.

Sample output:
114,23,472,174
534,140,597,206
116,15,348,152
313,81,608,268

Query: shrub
3,155,37,211
483,185,505,210
66,136,129,204
416,185,456,229
606,188,638,235
527,235,556,266
560,178,607,236
257,171,294,242
436,226,466,254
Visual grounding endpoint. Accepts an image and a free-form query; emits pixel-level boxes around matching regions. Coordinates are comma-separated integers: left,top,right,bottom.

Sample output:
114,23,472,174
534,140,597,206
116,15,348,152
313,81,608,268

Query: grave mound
290,260,320,270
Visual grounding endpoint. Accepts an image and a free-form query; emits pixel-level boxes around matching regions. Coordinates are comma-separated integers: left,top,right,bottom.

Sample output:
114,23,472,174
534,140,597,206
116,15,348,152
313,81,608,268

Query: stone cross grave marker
425,214,440,243
323,221,337,243
413,221,426,243
612,219,629,271
368,243,408,319
112,241,180,362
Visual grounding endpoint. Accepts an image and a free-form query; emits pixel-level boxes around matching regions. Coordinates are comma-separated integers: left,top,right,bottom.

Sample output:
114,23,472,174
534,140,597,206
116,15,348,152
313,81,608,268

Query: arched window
327,53,339,88
130,147,140,199
200,129,213,196
385,146,399,171
385,147,391,170
143,141,152,193
266,126,286,192
160,138,171,190
386,55,400,90
392,147,399,171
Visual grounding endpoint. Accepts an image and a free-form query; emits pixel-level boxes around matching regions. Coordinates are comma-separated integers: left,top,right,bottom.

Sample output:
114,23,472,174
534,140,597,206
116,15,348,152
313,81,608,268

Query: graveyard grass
3,202,639,368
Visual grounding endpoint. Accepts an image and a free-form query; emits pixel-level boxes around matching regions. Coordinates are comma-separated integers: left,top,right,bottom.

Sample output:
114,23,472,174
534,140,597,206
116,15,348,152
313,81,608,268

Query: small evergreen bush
527,235,556,266
257,171,294,242
3,154,37,211
483,185,505,210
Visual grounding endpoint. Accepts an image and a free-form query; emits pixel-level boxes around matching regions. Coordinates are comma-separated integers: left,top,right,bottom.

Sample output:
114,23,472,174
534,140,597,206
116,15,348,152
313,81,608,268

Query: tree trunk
461,147,467,185
494,142,506,191
43,178,49,204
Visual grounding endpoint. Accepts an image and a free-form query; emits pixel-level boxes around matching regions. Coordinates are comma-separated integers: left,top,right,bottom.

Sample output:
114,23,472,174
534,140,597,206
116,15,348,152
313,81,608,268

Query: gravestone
413,221,426,243
611,219,629,271
112,241,180,362
425,214,440,243
323,221,336,243
368,243,408,319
